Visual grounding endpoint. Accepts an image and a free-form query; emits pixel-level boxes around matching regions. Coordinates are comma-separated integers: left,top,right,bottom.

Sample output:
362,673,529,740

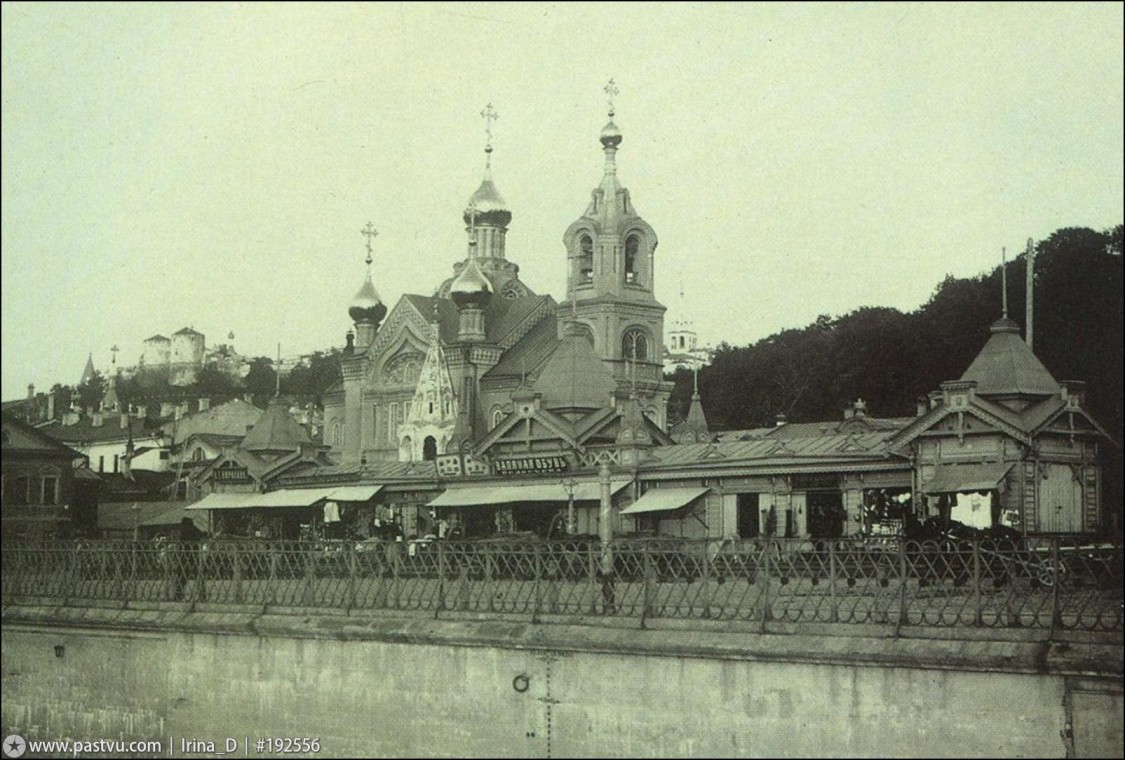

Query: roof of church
482,313,560,380
533,325,618,411
241,396,312,453
403,292,552,346
959,317,1059,396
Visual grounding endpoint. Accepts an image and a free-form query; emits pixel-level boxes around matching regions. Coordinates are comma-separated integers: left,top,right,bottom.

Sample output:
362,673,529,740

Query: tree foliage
670,225,1123,438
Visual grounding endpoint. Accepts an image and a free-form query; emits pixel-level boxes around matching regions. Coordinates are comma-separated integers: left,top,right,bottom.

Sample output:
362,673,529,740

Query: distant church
323,91,676,465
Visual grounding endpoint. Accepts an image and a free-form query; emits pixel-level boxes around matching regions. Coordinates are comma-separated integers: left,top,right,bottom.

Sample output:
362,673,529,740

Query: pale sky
2,2,1122,401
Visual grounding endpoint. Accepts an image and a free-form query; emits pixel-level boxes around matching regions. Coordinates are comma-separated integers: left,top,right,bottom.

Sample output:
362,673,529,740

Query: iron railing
2,537,1121,633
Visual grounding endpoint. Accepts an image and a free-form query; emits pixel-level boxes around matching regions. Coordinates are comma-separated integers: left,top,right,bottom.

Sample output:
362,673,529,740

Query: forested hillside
669,225,1123,437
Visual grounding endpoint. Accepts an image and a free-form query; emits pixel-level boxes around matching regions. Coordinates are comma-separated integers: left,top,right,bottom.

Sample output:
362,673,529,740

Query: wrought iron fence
2,536,1121,633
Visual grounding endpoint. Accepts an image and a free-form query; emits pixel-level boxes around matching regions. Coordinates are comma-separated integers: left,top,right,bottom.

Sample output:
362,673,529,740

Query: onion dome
349,273,387,324
463,179,511,228
449,256,492,309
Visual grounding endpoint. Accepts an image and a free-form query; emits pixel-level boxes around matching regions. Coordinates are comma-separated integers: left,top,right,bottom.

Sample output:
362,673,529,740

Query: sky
2,2,1122,401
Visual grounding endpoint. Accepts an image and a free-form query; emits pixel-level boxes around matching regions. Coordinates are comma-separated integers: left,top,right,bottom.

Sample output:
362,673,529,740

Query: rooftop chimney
916,396,928,417
47,392,55,420
843,406,854,420
852,399,867,417
775,412,787,427
27,383,34,399
92,412,103,427
198,397,210,412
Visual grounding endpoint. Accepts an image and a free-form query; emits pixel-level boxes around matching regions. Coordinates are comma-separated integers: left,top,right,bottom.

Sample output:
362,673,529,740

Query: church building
322,92,673,472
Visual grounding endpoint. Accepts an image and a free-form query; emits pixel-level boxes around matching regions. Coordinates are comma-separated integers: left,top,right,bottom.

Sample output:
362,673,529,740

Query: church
322,93,676,471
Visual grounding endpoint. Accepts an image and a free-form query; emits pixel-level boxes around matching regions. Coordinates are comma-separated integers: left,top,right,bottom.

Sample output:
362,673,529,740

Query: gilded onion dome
449,255,492,310
599,118,622,148
463,178,511,228
349,273,387,324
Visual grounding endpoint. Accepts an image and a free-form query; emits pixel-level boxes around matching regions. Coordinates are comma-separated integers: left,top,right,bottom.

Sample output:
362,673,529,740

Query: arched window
579,235,594,283
624,234,640,283
491,407,505,430
192,447,205,462
423,436,437,461
332,423,341,447
622,328,649,361
576,323,596,348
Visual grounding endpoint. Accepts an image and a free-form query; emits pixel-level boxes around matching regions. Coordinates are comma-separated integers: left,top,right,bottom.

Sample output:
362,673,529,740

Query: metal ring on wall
512,673,530,693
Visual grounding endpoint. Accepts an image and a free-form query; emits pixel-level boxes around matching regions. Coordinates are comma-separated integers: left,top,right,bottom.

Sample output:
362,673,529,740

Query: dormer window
580,235,594,282
625,235,640,283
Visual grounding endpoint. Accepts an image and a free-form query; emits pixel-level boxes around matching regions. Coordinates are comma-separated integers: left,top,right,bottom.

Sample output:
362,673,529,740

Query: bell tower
560,81,669,425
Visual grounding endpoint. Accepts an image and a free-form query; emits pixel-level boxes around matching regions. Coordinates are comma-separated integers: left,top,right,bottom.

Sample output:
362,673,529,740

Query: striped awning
186,492,261,511
428,480,631,508
619,487,710,515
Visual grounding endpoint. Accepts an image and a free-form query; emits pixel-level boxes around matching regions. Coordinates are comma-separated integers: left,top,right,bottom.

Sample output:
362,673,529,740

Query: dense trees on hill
668,225,1123,438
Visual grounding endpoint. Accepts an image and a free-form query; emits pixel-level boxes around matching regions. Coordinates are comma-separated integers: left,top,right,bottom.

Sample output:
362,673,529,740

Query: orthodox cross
361,222,378,266
110,344,119,366
604,78,619,117
481,103,498,168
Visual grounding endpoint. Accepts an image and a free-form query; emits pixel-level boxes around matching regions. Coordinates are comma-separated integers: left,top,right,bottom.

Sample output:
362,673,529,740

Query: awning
99,502,207,531
924,463,1014,494
186,492,261,511
428,480,632,508
325,484,382,502
250,488,336,509
619,487,710,515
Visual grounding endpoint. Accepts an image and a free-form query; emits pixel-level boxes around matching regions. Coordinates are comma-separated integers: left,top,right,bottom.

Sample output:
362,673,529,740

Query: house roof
173,327,203,336
1,411,84,459
644,431,898,469
44,413,164,444
241,397,312,453
98,502,206,532
959,317,1059,396
167,398,262,443
533,326,618,411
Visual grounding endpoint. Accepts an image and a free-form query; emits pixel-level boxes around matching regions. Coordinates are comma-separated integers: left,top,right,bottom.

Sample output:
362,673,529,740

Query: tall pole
598,457,613,572
1025,238,1035,350
1001,246,1008,318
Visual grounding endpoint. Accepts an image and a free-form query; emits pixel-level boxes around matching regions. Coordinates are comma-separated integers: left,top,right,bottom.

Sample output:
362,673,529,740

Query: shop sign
492,455,568,476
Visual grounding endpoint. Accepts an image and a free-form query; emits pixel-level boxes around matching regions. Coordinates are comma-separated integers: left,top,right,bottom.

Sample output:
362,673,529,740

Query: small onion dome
449,257,493,309
600,119,622,148
463,179,512,228
349,274,387,324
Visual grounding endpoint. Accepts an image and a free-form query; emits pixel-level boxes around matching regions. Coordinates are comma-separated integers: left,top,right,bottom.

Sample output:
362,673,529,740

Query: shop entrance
806,491,845,539
736,493,760,538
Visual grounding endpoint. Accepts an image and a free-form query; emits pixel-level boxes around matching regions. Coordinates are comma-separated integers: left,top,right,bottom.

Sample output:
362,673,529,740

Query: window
491,407,505,430
98,455,105,473
579,235,594,282
159,450,170,460
388,403,398,442
423,436,437,461
113,454,119,474
5,476,31,505
332,423,341,447
41,476,59,505
622,328,648,361
192,447,205,461
372,406,378,439
624,234,640,283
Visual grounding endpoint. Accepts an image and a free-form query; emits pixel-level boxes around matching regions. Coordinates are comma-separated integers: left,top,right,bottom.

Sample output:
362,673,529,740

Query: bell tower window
423,436,437,461
622,328,648,361
580,235,594,283
625,235,640,283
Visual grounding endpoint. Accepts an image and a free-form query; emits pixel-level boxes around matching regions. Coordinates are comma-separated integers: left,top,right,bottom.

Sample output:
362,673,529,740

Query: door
1039,463,1083,533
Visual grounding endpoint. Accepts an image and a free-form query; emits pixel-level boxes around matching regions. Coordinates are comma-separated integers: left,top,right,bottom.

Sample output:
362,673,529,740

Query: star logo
2,735,27,759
